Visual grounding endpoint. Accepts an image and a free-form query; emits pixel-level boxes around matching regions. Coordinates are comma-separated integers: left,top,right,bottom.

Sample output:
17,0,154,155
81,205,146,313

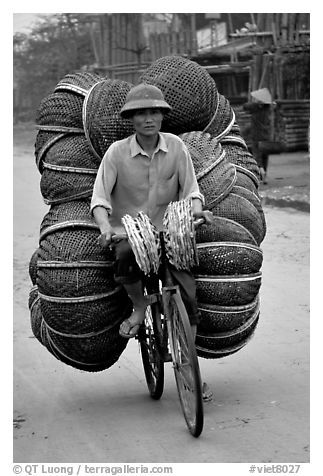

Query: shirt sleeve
178,142,205,205
90,145,118,215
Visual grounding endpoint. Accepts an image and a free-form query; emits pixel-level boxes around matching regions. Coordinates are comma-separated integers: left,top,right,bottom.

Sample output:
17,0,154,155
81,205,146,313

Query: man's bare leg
119,280,148,338
191,324,213,402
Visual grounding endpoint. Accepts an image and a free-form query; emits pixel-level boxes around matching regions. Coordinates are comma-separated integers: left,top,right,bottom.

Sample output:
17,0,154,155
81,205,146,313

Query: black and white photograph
12,7,312,473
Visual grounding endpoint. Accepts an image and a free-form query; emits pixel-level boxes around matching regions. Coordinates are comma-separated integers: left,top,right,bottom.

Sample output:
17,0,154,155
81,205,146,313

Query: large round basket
40,200,92,233
29,284,130,372
195,216,258,245
36,91,84,129
195,272,262,306
209,192,266,245
83,79,134,160
196,311,259,359
139,55,218,134
222,143,261,183
28,286,43,344
54,71,103,96
194,242,263,275
197,294,260,333
180,132,236,207
204,93,235,140
29,249,39,285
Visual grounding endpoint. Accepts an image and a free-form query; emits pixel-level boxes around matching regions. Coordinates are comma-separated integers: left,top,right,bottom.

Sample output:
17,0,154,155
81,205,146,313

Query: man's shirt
90,132,204,233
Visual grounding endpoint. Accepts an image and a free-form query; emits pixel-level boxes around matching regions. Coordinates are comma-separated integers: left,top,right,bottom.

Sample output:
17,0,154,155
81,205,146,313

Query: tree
13,13,96,121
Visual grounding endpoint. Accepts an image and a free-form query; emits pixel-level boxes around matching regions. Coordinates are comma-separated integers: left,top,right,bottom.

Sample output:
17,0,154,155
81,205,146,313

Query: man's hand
193,210,215,225
98,227,116,248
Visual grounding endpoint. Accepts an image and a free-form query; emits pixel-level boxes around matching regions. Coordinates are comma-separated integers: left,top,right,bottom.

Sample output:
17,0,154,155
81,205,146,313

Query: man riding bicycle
90,84,213,399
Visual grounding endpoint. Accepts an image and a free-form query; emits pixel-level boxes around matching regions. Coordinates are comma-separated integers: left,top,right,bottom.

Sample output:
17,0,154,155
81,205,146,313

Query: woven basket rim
38,286,122,303
43,190,93,206
196,338,249,356
54,83,88,96
198,294,260,313
235,165,260,185
37,260,113,268
36,125,84,134
196,148,225,180
82,82,105,162
195,272,262,282
42,162,98,174
42,312,124,338
43,330,125,368
220,135,248,149
197,310,259,339
39,220,99,241
36,133,68,172
196,241,263,254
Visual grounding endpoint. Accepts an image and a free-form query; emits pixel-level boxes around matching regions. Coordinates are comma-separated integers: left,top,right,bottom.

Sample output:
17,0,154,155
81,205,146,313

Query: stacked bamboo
275,100,310,151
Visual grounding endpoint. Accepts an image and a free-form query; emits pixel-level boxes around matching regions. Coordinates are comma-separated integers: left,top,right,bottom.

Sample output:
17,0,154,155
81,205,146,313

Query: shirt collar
129,133,168,158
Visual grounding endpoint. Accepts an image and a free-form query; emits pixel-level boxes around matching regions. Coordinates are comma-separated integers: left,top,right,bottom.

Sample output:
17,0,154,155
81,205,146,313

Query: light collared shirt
90,132,204,233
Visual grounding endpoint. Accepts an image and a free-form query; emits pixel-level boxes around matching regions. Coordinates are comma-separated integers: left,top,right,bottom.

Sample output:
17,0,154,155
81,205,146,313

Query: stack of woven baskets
28,55,266,370
139,56,266,359
29,72,135,371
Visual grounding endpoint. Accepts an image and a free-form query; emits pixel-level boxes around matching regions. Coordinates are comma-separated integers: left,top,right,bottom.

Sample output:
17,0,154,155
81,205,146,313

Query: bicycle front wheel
167,292,204,437
138,297,164,400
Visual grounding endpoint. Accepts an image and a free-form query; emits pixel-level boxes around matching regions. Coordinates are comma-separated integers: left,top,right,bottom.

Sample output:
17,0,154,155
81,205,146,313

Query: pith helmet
120,83,172,118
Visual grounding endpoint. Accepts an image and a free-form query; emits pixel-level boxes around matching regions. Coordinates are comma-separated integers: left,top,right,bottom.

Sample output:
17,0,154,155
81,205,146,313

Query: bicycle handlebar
109,218,206,244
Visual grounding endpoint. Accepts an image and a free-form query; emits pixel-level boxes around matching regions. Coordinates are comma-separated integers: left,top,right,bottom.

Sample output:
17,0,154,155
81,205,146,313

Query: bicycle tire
138,296,165,400
167,291,204,437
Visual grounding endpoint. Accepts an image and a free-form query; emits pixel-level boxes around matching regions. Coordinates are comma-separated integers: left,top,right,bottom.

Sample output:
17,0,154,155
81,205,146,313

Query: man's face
131,108,163,137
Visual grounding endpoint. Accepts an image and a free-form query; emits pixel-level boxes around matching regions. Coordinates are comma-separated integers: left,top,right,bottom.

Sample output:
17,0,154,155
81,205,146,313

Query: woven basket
139,55,218,134
28,286,43,344
37,260,116,298
40,166,96,205
196,312,259,359
29,249,39,285
35,131,70,170
195,272,262,306
231,186,266,240
198,294,260,333
195,216,257,245
179,132,236,207
41,318,129,372
40,200,92,233
36,91,84,129
220,121,249,149
39,286,130,335
204,94,235,140
54,71,103,96
194,242,263,275
83,79,134,160
234,168,259,193
38,134,101,170
222,144,261,182
38,220,113,263
209,192,265,245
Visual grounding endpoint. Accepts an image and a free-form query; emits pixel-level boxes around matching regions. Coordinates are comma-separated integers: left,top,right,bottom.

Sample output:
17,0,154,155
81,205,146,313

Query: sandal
202,382,213,402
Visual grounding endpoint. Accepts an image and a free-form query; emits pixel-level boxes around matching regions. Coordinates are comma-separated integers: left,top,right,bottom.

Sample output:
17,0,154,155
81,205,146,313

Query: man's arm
92,206,115,247
191,198,214,224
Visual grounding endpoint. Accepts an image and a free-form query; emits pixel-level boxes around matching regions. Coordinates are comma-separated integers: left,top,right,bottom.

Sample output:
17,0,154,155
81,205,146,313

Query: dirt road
13,124,310,464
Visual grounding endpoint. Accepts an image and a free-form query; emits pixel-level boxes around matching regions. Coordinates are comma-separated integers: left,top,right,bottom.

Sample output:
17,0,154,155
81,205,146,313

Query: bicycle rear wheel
138,295,164,400
167,291,204,437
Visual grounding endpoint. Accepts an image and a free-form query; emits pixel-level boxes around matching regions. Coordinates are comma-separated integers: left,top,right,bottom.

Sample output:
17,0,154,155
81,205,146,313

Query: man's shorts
113,238,200,326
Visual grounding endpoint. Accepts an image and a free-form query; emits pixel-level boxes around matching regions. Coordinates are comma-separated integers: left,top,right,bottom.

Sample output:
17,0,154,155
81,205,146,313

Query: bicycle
111,214,205,438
